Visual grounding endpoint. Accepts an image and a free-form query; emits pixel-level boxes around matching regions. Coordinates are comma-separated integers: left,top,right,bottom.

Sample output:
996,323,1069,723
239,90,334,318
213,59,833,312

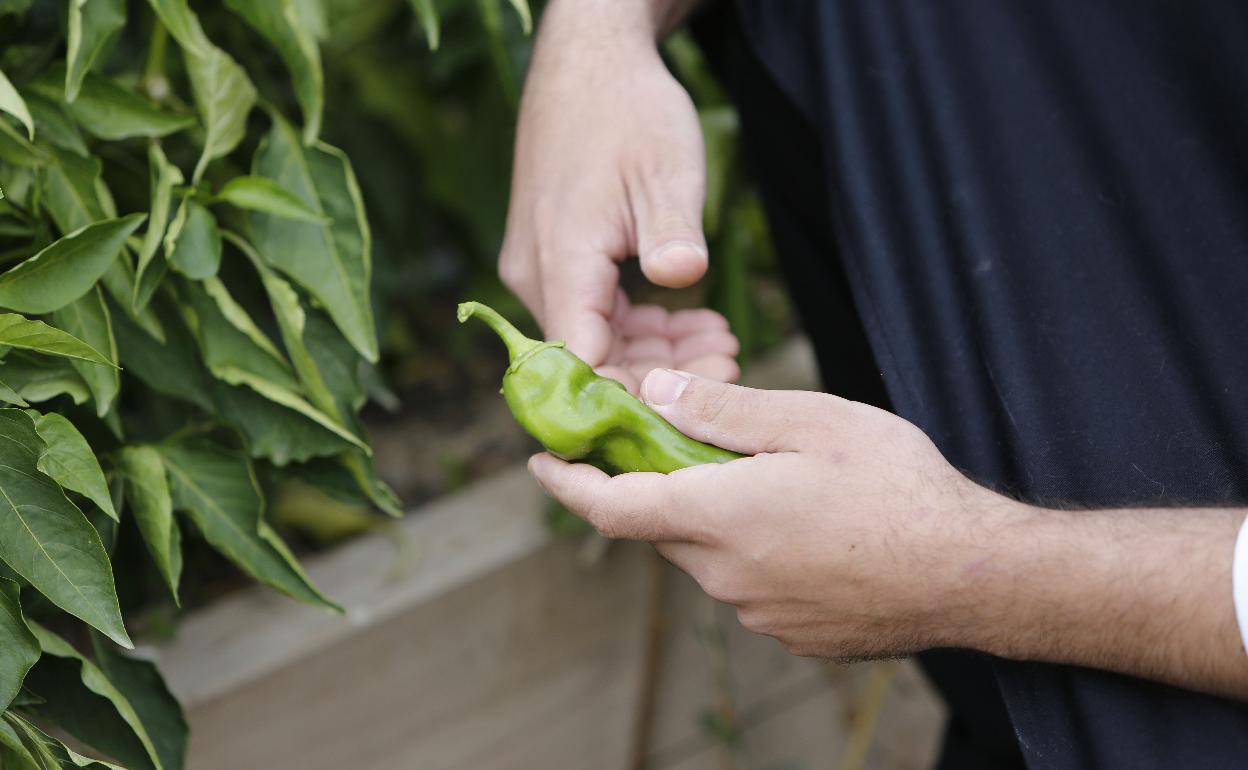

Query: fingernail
642,369,690,406
527,455,549,493
652,240,707,263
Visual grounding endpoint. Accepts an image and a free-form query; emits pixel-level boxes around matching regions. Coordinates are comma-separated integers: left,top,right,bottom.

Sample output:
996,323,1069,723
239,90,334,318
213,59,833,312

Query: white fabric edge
1234,514,1248,655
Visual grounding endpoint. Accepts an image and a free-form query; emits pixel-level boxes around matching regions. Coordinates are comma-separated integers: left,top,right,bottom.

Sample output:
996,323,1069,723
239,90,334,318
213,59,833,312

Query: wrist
538,0,697,49
917,480,1037,653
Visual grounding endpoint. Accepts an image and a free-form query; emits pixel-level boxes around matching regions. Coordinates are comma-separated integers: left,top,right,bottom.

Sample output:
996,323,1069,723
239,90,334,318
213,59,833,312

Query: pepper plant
0,0,527,767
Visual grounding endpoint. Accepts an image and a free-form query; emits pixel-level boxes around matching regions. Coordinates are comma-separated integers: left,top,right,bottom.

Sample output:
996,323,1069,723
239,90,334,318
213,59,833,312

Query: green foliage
0,0,551,764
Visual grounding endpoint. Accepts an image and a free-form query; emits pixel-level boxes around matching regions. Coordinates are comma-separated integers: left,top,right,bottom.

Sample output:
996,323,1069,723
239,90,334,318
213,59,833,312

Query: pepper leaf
134,142,183,311
215,175,323,222
251,116,377,361
223,0,323,143
0,409,130,647
31,410,117,522
0,577,39,710
0,314,115,366
33,68,194,141
165,200,221,279
0,67,33,140
117,446,181,602
65,0,127,103
3,711,128,769
0,214,145,314
159,438,340,611
51,286,120,416
25,621,161,769
41,143,106,234
90,634,188,770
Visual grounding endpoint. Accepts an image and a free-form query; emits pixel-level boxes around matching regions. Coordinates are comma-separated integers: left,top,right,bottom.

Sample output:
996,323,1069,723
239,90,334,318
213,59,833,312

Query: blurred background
1,0,947,767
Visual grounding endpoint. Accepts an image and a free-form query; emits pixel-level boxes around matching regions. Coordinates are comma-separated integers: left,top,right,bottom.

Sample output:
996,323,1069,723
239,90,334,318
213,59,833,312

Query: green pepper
458,301,742,474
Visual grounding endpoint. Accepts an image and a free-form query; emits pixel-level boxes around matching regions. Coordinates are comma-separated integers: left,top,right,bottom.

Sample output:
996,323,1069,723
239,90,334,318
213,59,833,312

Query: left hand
528,368,1023,659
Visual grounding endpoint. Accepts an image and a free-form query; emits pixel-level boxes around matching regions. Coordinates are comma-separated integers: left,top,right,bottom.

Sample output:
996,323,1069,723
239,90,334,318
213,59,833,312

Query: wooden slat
187,541,656,770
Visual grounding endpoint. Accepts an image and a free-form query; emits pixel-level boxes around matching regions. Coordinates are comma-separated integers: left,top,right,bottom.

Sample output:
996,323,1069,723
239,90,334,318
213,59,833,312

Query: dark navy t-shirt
700,1,1248,767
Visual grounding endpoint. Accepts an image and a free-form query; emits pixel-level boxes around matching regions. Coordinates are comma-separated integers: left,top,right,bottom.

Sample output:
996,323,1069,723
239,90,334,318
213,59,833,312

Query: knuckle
700,573,739,604
693,385,736,426
735,606,769,635
498,254,527,292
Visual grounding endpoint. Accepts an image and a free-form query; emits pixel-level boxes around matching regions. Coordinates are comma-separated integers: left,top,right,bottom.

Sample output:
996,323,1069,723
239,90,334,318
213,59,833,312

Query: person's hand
528,369,1022,659
499,0,739,393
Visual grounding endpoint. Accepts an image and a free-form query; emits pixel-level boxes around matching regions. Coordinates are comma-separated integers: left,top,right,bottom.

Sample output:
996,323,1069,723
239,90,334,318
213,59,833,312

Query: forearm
954,496,1248,699
536,0,702,49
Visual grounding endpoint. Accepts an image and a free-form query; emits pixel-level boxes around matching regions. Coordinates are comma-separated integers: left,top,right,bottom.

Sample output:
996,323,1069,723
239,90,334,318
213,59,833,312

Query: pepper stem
457,301,542,362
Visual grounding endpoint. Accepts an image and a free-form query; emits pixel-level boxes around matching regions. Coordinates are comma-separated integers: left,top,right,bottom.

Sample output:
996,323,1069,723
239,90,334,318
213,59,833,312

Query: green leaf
214,367,367,452
0,314,115,366
0,711,47,770
0,354,91,406
188,45,257,182
100,256,166,343
0,0,33,18
211,381,355,465
0,117,43,167
3,710,128,769
0,214,145,314
160,439,339,611
145,0,211,57
223,0,323,143
179,278,295,390
26,93,88,156
41,144,105,234
227,231,336,415
0,68,33,141
90,635,187,770
32,68,195,141
111,298,213,411
51,286,120,416
341,450,401,517
134,142,183,311
505,0,532,34
27,622,161,769
251,117,377,361
179,279,367,452
65,0,127,102
31,411,117,522
117,446,181,601
165,200,220,279
0,578,39,710
0,410,130,647
145,0,258,183
215,176,322,222
0,378,27,407
407,0,439,50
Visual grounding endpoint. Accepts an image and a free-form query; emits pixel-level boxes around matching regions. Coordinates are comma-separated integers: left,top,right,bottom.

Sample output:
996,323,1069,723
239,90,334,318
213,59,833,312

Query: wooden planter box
147,339,946,770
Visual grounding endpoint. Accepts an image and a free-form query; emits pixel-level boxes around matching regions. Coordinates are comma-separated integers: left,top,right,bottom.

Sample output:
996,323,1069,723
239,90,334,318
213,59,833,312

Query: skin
506,0,1248,701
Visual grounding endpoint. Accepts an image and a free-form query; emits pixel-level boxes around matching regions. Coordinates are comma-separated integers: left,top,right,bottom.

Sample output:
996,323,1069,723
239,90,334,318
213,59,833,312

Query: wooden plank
187,541,656,770
645,563,945,768
149,464,553,706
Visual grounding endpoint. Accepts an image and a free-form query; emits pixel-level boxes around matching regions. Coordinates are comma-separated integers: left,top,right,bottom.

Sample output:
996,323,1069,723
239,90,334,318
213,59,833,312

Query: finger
639,370,824,454
667,308,729,336
618,304,670,337
622,335,673,363
596,364,640,395
672,328,739,362
527,453,695,541
632,166,708,289
678,353,740,384
539,250,619,366
498,242,545,327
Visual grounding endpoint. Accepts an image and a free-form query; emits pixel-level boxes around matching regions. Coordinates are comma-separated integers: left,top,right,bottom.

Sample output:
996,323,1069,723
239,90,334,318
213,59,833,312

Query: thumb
634,184,708,289
640,369,816,455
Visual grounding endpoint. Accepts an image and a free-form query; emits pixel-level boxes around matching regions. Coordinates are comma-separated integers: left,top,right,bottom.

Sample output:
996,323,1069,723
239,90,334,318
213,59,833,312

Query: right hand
499,0,740,394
